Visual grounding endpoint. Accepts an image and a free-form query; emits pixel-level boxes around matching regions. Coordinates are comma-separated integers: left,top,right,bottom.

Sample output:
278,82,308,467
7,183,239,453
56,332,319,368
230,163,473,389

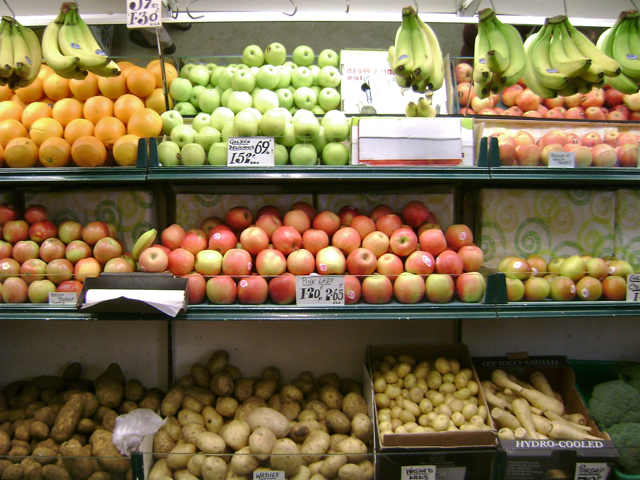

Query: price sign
401,465,436,480
252,471,284,480
548,151,575,168
573,463,609,480
227,137,275,166
295,275,345,306
48,292,77,305
127,0,162,28
626,273,640,301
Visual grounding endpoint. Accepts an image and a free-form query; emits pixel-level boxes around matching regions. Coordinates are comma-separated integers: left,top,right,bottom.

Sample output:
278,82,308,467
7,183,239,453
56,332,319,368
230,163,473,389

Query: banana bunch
388,6,444,94
524,16,620,99
597,10,640,94
473,9,526,99
0,16,42,89
405,96,436,117
42,2,120,80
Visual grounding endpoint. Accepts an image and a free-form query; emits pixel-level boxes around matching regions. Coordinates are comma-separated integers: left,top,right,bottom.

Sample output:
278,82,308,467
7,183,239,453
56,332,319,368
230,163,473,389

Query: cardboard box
474,355,619,480
367,344,498,480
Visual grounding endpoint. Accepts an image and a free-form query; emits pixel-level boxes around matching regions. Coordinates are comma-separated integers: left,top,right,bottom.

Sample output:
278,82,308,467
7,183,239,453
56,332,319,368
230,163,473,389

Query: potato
178,409,204,427
215,396,238,418
123,379,144,403
290,378,314,397
161,386,185,418
176,376,195,389
280,385,303,403
289,419,320,443
166,443,196,470
33,408,56,429
2,464,24,480
246,408,290,438
41,465,70,480
351,413,373,443
181,423,206,445
337,436,368,463
152,430,176,459
60,440,94,480
138,388,164,412
0,461,11,478
79,393,99,419
206,350,229,375
160,416,182,442
183,387,214,407
201,406,224,434
190,364,210,389
94,364,124,409
221,420,250,451
209,373,234,397
194,431,225,455
62,363,82,382
224,365,242,382
338,463,365,480
148,459,173,480
305,401,329,421
290,465,311,480
329,433,350,452
253,379,277,401
186,453,205,478
325,409,351,434
181,396,204,415
50,395,83,443
279,401,301,421
0,431,10,455
229,446,259,476
200,456,227,480
248,426,276,461
267,394,282,412
319,386,343,410
301,430,330,463
341,393,367,421
23,459,43,480
232,378,254,403
32,440,59,455
320,454,347,478
89,430,130,474
358,459,374,480
298,410,318,422
31,447,58,466
101,409,118,432
85,473,110,480
269,438,302,477
173,467,198,480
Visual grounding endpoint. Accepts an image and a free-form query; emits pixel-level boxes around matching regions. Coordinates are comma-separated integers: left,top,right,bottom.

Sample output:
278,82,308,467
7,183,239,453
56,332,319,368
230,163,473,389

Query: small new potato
432,414,450,432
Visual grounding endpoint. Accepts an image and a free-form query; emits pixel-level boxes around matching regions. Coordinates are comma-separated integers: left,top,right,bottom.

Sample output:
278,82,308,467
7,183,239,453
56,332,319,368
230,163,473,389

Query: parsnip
497,428,515,440
547,420,602,440
514,427,529,440
529,371,555,398
491,407,521,431
531,413,552,436
491,370,565,415
482,385,511,410
543,410,592,432
511,398,539,439
562,413,586,426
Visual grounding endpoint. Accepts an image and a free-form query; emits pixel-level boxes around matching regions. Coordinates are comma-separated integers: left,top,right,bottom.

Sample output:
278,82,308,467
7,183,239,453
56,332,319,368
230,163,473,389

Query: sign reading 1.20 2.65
126,0,162,28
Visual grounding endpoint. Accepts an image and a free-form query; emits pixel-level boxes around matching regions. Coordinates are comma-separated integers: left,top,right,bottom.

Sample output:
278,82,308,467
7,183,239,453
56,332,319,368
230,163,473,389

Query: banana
488,73,505,95
405,101,418,117
393,7,414,77
530,23,570,90
409,13,433,81
474,80,491,99
0,19,14,78
415,13,444,91
473,14,492,84
612,14,640,79
485,14,510,72
58,9,109,70
522,30,558,98
387,45,396,69
568,75,592,94
567,23,620,77
73,8,108,58
629,15,640,59
13,22,42,88
85,59,121,78
10,21,30,77
580,62,605,83
132,229,158,262
394,73,412,88
548,20,590,77
42,16,80,72
417,97,436,117
555,83,579,97
605,70,640,94
493,16,526,87
411,77,429,93
54,66,88,80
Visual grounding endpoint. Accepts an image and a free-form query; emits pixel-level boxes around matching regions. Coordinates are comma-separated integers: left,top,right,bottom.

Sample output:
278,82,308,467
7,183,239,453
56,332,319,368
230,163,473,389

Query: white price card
573,462,610,480
295,275,345,306
48,292,77,305
227,137,275,166
253,471,284,480
548,151,575,168
401,465,436,480
126,0,162,28
626,273,640,301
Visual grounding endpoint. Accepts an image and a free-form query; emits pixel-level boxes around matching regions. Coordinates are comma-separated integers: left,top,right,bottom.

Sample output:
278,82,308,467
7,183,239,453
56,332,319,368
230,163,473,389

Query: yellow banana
58,9,109,69
522,30,558,98
409,12,433,81
10,21,30,77
612,13,640,78
530,23,570,90
474,80,491,99
605,70,639,94
473,12,492,83
85,59,121,78
417,97,436,117
566,22,620,77
411,76,429,93
393,7,414,77
493,15,526,87
132,229,158,262
42,15,79,73
11,23,41,89
405,101,418,117
548,20,590,77
0,19,14,78
580,62,605,84
485,14,510,73
54,66,88,80
74,8,108,58
415,14,444,91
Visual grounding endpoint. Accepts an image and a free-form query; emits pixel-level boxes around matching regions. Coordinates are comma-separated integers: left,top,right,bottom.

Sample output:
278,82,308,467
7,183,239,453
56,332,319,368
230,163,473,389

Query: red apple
344,275,362,305
375,214,402,238
497,138,517,166
393,272,426,304
503,106,524,116
181,231,208,256
200,216,225,234
471,95,494,113
584,106,606,121
565,107,586,120
516,88,540,112
582,132,603,147
315,246,346,275
12,240,39,263
401,200,430,229
457,82,474,108
2,276,28,303
616,144,639,167
57,220,83,244
337,205,360,226
168,248,196,276
581,88,605,108
93,236,123,265
376,252,403,283
516,143,541,166
312,211,341,236
361,274,393,304
81,221,110,246
501,84,525,107
161,223,187,250
103,257,135,274
349,215,376,241
458,245,484,272
38,238,65,263
0,240,11,259
290,201,316,222
331,227,361,255
435,250,464,275
564,144,593,167
418,229,447,257
301,228,329,256
346,247,378,276
74,257,101,283
454,63,473,85
425,273,455,303
610,104,629,119
272,226,302,256
255,214,282,240
575,276,603,301
404,250,435,276
544,107,565,119
240,226,269,256
604,130,619,147
564,93,582,108
268,273,296,305
445,224,473,251
184,272,206,305
24,204,48,224
543,96,565,109
20,258,47,285
286,249,316,275
591,143,618,167
256,204,282,220
540,144,565,166
56,279,84,294
456,272,486,303
3,220,29,244
389,227,418,257
601,275,626,301
283,209,311,234
225,206,253,232
139,246,169,273
0,203,19,226
607,111,627,121
369,204,395,222
65,240,92,264
194,250,223,276
237,276,269,304
605,88,625,108
208,229,238,255
28,221,58,244
255,248,287,276
550,275,577,301
222,248,252,278
206,275,237,304
616,132,639,147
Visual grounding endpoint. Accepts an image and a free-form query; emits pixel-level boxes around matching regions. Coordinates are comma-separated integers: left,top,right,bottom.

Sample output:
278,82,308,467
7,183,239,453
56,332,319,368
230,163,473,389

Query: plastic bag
112,408,166,456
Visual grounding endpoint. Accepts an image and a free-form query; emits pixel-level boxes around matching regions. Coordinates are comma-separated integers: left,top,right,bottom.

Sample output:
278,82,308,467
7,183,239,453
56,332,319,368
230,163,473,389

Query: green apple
318,49,339,68
160,110,183,136
291,67,314,88
205,63,218,75
180,63,195,79
220,88,234,108
318,66,341,88
276,65,292,89
188,64,211,87
321,110,350,142
275,88,294,109
189,85,206,109
253,89,280,114
169,77,193,102
311,105,326,115
192,112,211,132
293,86,317,110
249,66,260,77
231,69,256,93
277,122,298,148
244,108,262,123
276,107,293,122
198,88,221,113
312,126,328,153
274,143,289,165
264,42,287,66
309,65,321,86
284,61,297,70
290,143,317,165
221,121,237,142
242,44,265,67
174,101,198,116
157,140,181,166
208,142,228,166
318,87,341,111
288,106,298,116
286,85,296,94
196,126,221,151
292,45,314,67
322,142,349,165
236,64,250,71
210,107,235,131
234,110,260,137
259,109,287,138
170,124,198,148
227,91,253,114
293,110,320,141
181,143,206,166
217,67,238,91
210,66,225,87
214,85,224,98
256,65,280,90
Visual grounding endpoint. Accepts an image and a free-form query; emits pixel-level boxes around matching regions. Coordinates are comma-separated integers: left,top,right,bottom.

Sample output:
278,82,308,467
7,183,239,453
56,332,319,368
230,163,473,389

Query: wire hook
283,0,297,16
3,0,14,18
346,0,349,14
631,0,639,11
186,0,203,19
164,0,179,19
414,0,419,14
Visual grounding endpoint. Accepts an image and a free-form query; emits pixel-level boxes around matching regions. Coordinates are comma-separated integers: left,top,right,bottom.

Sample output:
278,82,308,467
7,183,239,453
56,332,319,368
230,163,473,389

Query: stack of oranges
0,59,178,169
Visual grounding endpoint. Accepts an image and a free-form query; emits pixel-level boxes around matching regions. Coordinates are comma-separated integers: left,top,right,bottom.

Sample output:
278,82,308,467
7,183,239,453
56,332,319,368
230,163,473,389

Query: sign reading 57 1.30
227,137,275,166
126,0,161,28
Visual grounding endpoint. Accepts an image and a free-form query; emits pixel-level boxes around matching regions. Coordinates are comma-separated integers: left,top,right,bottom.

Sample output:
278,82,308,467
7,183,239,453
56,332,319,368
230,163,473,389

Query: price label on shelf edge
48,292,77,306
126,0,162,28
227,137,275,167
548,151,575,169
401,465,436,480
295,275,345,306
626,273,640,301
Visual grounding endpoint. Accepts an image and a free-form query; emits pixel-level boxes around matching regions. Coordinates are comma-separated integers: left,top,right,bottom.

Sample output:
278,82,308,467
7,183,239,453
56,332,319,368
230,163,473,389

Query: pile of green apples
158,43,351,167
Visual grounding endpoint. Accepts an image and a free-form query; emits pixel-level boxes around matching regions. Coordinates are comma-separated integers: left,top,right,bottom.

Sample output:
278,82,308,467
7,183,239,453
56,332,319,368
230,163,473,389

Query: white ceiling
12,0,634,26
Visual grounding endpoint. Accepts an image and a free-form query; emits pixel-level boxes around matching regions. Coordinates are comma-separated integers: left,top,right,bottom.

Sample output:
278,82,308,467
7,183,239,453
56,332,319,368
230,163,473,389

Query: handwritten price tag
127,0,162,28
548,151,575,168
295,276,345,306
401,465,436,480
626,273,640,301
227,137,275,166
48,292,77,305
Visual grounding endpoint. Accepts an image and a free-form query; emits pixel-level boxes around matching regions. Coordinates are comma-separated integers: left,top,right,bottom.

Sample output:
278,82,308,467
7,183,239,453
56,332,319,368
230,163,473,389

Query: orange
38,64,55,81
117,61,137,79
29,117,64,146
0,119,28,147
0,143,4,167
94,116,126,149
113,94,144,126
39,137,72,167
69,72,99,101
112,134,140,166
146,61,178,88
71,135,108,167
0,84,12,102
4,137,39,168
52,98,84,128
127,108,162,138
40,96,55,109
42,75,71,101
98,74,128,100
145,88,172,114
0,100,24,121
126,67,156,98
82,96,114,125
64,118,95,146
21,102,53,130
15,77,44,104
10,94,28,110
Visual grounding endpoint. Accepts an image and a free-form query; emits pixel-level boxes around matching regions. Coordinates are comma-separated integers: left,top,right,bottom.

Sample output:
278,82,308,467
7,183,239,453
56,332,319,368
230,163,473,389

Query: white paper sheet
82,289,186,317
